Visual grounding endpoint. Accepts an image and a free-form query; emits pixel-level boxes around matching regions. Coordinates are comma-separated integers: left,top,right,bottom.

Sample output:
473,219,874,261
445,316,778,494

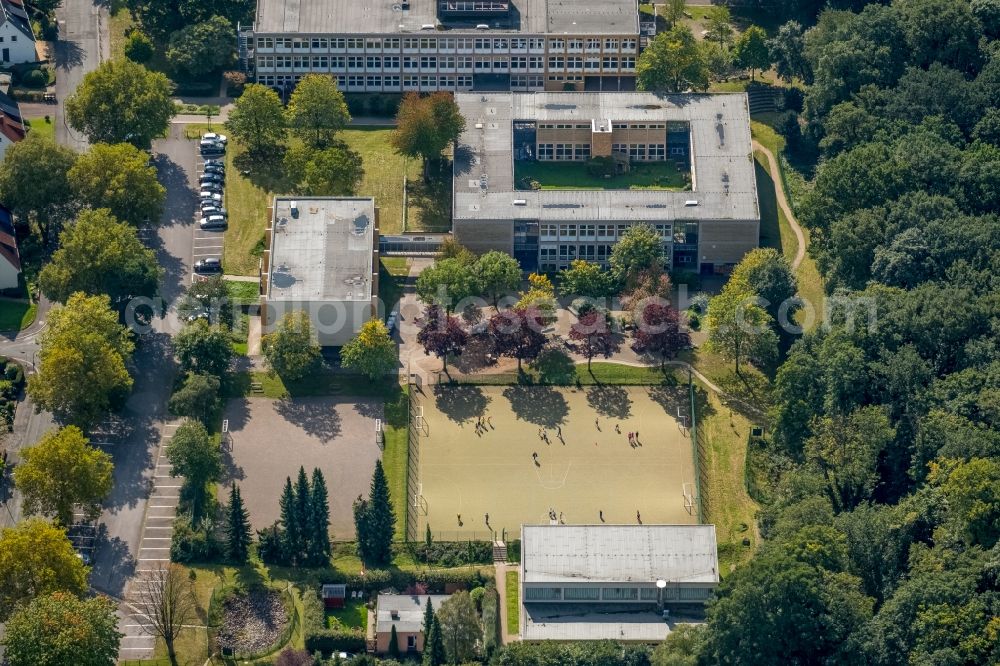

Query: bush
171,514,223,563
257,522,285,564
585,156,616,178
407,540,493,567
318,565,492,594
21,68,48,89
224,70,247,96
124,31,154,63
669,269,701,291
5,363,24,385
0,380,15,401
507,539,521,563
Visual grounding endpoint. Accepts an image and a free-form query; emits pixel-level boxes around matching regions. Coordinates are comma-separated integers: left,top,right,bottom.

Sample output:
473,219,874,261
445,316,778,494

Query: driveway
53,0,108,151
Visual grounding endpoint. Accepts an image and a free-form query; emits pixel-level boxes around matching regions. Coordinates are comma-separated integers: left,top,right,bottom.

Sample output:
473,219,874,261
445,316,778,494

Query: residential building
0,0,36,65
519,524,719,641
452,91,759,274
259,197,380,346
0,206,21,291
375,593,450,655
0,88,25,161
241,0,653,94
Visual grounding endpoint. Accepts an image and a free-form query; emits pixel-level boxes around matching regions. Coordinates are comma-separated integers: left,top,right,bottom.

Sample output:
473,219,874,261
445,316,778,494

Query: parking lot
192,134,229,284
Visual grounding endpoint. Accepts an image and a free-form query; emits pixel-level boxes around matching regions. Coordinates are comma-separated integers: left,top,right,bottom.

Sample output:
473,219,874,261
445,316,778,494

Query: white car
200,191,223,202
202,132,227,145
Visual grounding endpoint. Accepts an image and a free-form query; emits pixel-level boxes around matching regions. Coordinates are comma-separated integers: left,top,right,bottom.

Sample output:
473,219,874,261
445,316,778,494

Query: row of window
256,54,634,72
538,123,592,130
610,143,671,160
547,56,635,70
539,224,674,240
256,74,474,90
524,585,711,602
536,143,591,161
255,36,638,53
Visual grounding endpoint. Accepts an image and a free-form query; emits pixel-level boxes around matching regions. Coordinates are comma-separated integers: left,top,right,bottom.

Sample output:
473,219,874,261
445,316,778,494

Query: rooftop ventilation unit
421,23,435,30
684,200,699,207
475,23,490,29
513,199,527,206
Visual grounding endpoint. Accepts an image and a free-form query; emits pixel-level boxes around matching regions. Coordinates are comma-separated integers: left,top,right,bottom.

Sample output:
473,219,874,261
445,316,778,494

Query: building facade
375,594,451,655
242,0,651,94
0,0,35,66
452,92,760,274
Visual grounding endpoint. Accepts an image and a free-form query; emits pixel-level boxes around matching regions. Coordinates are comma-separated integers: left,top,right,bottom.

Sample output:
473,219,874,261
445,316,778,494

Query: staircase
493,541,508,563
746,85,781,115
237,23,255,74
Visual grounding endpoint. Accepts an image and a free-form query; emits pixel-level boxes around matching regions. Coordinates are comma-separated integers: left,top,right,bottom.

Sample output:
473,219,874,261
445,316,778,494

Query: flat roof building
453,91,759,274
375,594,451,655
242,0,652,94
260,197,379,346
519,524,719,641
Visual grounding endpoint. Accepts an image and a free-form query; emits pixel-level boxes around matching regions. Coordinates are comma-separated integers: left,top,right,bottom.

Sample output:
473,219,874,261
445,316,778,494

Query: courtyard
220,397,383,538
410,384,697,542
514,159,690,191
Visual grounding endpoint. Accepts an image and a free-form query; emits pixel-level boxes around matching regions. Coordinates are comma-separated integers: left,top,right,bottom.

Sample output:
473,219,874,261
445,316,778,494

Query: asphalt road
53,0,108,151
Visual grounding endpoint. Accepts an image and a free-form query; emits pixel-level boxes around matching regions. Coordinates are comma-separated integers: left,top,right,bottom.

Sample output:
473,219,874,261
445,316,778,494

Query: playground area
408,383,698,541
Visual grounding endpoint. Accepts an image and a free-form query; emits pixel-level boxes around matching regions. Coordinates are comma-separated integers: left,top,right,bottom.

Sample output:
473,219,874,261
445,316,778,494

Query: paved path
53,0,108,151
752,139,806,270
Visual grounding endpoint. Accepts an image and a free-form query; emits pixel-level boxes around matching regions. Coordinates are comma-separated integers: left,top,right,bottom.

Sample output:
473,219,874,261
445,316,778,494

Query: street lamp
656,579,667,614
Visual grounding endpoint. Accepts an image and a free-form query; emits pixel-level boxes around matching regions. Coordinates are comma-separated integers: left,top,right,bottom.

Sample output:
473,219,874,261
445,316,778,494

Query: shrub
469,586,485,612
507,539,521,563
407,540,493,567
585,156,616,178
301,589,366,655
22,68,48,89
257,522,285,564
0,380,15,401
124,31,154,63
5,363,24,385
171,514,223,563
224,70,247,96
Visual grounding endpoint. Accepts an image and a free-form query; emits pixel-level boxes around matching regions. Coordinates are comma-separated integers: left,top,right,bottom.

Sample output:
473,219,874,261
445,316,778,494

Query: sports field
410,384,697,541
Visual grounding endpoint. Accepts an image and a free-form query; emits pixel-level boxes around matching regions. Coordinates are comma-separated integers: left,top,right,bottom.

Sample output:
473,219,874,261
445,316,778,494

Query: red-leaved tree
569,309,615,371
489,306,547,372
416,305,468,373
631,302,690,368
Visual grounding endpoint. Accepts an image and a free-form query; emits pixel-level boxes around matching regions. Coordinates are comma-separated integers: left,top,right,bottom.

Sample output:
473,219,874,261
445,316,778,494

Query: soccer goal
412,484,428,515
413,405,427,432
682,483,696,515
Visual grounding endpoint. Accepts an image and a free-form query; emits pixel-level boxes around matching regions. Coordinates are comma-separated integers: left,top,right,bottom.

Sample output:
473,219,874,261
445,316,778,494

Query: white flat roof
521,524,720,585
267,197,375,303
376,594,450,633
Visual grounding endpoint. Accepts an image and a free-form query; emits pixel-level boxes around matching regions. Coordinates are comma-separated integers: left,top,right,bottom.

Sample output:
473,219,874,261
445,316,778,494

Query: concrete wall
453,219,514,255
698,219,760,267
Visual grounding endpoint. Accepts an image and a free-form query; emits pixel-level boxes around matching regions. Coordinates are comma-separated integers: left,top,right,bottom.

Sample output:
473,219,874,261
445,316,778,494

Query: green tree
293,465,312,558
3,592,121,666
733,25,771,81
224,83,286,156
279,476,302,562
164,420,221,519
65,59,176,149
173,319,234,377
393,92,466,179
636,26,710,93
262,311,322,380
558,259,614,298
729,248,798,324
704,276,778,376
168,372,222,424
438,237,476,265
286,74,351,148
0,519,89,620
661,0,685,28
423,596,436,636
609,224,664,288
166,16,235,79
436,590,482,664
354,459,395,566
651,624,707,666
181,274,235,329
225,482,252,563
933,457,1000,548
123,30,154,63
28,293,134,429
38,209,161,311
481,584,501,657
768,20,810,83
474,250,521,309
297,144,364,195
423,615,446,666
14,426,113,527
341,319,397,380
0,134,77,245
308,468,331,565
705,7,734,48
416,258,478,314
388,624,401,659
68,142,165,225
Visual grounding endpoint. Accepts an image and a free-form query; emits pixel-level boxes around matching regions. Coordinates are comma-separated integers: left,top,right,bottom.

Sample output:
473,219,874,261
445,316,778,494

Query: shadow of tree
452,333,496,374
89,532,136,598
406,173,452,232
233,146,296,193
220,443,246,483
532,346,576,385
273,397,343,444
502,385,568,427
585,385,633,420
649,382,686,418
432,384,490,424
52,38,85,70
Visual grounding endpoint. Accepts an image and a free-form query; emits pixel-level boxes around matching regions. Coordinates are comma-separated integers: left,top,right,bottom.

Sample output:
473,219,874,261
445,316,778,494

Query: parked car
203,164,225,175
199,215,228,230
199,191,223,202
199,181,223,193
199,140,225,155
200,203,227,216
199,172,224,184
202,132,227,145
194,257,223,274
202,158,225,167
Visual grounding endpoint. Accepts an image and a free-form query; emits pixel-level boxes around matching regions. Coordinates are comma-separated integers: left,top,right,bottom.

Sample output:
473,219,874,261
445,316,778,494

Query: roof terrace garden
514,158,691,191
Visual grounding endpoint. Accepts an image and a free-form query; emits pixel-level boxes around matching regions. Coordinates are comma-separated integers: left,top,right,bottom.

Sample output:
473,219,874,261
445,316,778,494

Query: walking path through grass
752,140,804,270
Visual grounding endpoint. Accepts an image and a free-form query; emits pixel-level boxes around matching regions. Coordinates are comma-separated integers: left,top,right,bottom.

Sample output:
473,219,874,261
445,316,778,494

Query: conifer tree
365,460,395,565
388,623,401,658
294,466,312,561
279,476,299,564
423,614,446,666
225,482,252,563
423,596,435,637
308,468,331,565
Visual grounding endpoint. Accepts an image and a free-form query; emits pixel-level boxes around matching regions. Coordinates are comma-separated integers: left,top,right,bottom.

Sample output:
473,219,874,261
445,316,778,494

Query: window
555,143,573,160
403,56,418,69
493,38,508,50
541,223,557,238
458,56,473,69
560,224,577,239
568,39,584,50
537,144,554,160
385,38,400,50
563,587,600,601
420,55,437,68
511,56,527,70
331,38,345,49
602,587,638,601
585,57,600,70
347,56,364,69
602,56,619,69
311,56,328,70
622,38,637,51
292,38,307,49
257,37,273,49
440,38,455,50
403,75,419,88
529,38,545,50
512,38,527,50
404,38,419,49
330,56,345,69
605,38,619,50
586,38,600,50
384,75,400,88
439,76,456,89
579,245,596,259
612,143,626,153
475,38,490,50
575,144,591,160
384,55,400,69
525,587,562,601
475,59,492,71
347,38,363,49
457,37,474,50
630,144,646,160
548,38,564,50
365,37,381,50
420,37,436,49
655,223,673,237
567,56,582,69
548,57,564,69
366,75,382,87
366,56,382,69
579,224,595,238
596,244,611,259
622,56,636,69
440,56,455,69
529,56,544,69
597,224,611,238
640,587,659,601
648,144,666,160
407,635,417,649
420,75,435,88
347,75,364,88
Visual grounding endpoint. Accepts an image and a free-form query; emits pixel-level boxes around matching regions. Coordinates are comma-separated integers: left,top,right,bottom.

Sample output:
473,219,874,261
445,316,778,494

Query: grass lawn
347,127,422,234
0,300,36,332
453,360,677,387
224,279,259,306
326,599,367,630
505,570,519,634
108,2,134,60
24,116,54,141
405,173,452,232
515,160,689,191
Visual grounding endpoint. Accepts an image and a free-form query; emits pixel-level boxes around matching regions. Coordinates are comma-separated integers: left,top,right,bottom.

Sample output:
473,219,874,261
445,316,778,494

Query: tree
439,237,477,265
436,590,481,665
3,592,121,666
65,59,176,149
636,26,710,93
705,7,734,49
417,305,469,372
897,0,982,73
294,465,312,558
609,224,664,288
489,307,547,372
388,624,401,659
651,624,707,666
423,615,447,666
481,584,501,658
132,563,196,666
631,302,690,367
416,258,478,314
661,0,685,28
225,84,286,155
558,259,613,299
733,25,771,81
225,482,252,563
286,74,351,148
68,143,165,225
14,426,113,527
181,275,235,329
515,272,558,324
933,457,1000,548
423,596,436,636
308,468,331,565
166,16,235,79
704,278,778,376
173,319,234,377
768,21,810,83
569,310,613,371
354,459,395,566
0,134,77,245
168,372,222,424
341,319,397,379
123,30,154,63
38,209,161,311
279,476,302,562
393,92,466,178
729,248,798,325
472,250,521,309
297,143,364,196
164,420,221,519
262,311,322,380
0,518,89,620
28,293,134,429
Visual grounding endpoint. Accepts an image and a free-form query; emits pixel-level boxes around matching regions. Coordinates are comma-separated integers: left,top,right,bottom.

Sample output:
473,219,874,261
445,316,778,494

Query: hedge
314,566,492,594
408,540,493,566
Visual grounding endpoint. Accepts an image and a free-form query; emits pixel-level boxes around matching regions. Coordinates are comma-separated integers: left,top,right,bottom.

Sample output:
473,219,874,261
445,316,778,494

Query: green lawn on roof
515,159,690,191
